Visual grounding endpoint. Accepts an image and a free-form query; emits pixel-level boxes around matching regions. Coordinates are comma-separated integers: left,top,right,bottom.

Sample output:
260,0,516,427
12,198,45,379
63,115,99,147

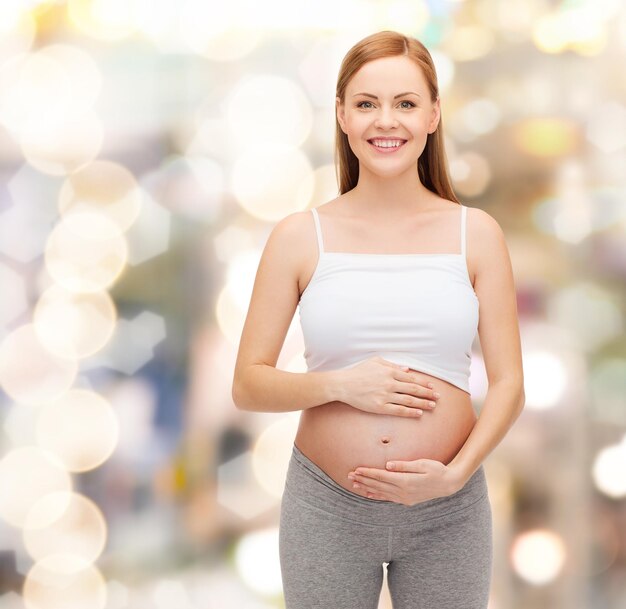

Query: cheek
344,114,369,133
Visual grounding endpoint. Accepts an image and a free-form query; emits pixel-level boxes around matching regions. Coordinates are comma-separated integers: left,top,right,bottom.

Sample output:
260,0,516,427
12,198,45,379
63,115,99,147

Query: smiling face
336,55,440,178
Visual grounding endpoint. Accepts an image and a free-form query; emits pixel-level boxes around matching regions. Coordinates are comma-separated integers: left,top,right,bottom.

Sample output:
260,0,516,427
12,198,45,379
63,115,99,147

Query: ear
428,97,441,134
336,96,347,134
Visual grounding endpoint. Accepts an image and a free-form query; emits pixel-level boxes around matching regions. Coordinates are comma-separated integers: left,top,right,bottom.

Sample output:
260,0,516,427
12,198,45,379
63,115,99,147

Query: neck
345,166,437,216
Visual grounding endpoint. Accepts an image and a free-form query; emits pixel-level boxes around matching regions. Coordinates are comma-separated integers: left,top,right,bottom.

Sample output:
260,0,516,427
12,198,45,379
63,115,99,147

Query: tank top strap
460,204,467,257
310,208,325,254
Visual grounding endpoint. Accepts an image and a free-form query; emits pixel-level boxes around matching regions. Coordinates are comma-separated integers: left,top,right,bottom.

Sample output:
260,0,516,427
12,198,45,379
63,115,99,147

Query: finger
394,373,440,402
384,403,424,418
378,357,409,370
385,459,429,472
392,392,437,412
352,477,398,495
353,467,404,486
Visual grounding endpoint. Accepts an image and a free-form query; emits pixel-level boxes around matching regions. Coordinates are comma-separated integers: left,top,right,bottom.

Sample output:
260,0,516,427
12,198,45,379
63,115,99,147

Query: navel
380,436,391,445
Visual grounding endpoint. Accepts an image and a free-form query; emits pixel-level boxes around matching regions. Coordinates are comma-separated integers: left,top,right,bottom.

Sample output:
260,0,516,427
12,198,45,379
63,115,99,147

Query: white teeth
371,139,404,148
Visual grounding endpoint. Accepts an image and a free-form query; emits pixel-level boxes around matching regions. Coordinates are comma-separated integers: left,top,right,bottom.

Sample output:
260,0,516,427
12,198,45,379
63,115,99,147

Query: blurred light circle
23,554,107,609
546,283,622,352
231,146,314,221
523,351,568,410
252,416,299,497
20,103,103,176
443,25,495,61
184,117,237,161
0,2,37,40
226,75,313,149
23,492,107,564
36,389,119,472
216,282,244,346
586,101,626,153
0,51,71,136
225,247,257,309
589,359,626,425
475,0,539,34
58,160,142,232
184,155,226,199
310,163,340,206
34,285,117,359
533,188,625,242
152,578,193,608
0,263,29,327
234,527,282,596
532,13,570,53
510,529,566,585
378,0,430,33
0,324,77,405
0,446,72,529
140,154,221,220
3,401,46,449
297,33,345,106
67,0,136,41
592,442,626,499
533,7,608,56
45,211,128,293
450,151,491,197
430,50,454,92
38,44,102,108
213,223,254,264
459,98,501,135
179,3,262,61
513,118,578,157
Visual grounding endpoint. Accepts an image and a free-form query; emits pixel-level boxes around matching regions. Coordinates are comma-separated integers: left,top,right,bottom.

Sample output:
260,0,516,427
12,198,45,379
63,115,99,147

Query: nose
374,106,398,129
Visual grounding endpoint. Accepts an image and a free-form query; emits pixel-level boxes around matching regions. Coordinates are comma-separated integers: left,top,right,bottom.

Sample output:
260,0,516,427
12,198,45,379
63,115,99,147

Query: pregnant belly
293,371,477,500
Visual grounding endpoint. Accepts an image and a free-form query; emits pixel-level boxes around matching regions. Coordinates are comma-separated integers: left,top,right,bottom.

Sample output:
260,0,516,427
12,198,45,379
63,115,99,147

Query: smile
367,139,407,153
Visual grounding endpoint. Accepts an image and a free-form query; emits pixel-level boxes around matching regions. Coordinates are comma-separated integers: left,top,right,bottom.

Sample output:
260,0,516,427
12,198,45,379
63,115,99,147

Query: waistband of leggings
284,442,488,527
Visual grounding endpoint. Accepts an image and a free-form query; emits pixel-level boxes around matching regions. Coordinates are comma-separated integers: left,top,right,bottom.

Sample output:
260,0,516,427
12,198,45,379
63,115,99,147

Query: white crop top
298,204,479,394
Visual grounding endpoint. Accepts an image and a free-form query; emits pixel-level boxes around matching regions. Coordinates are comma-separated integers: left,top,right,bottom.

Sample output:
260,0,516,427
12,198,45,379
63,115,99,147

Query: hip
282,442,490,528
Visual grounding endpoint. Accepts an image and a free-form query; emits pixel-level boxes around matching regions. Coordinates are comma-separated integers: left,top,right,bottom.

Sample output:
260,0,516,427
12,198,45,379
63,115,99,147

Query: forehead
347,55,428,95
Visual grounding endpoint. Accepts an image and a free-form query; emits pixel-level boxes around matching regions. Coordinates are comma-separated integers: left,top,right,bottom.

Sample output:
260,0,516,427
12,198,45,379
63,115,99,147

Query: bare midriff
293,368,477,500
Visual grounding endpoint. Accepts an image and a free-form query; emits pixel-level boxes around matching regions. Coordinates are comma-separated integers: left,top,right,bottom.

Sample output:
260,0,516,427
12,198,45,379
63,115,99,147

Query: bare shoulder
269,210,313,246
266,207,320,291
465,206,509,255
265,209,316,261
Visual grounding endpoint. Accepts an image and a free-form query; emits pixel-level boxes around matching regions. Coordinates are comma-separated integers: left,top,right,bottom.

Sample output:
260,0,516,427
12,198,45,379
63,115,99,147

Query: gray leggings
279,443,493,609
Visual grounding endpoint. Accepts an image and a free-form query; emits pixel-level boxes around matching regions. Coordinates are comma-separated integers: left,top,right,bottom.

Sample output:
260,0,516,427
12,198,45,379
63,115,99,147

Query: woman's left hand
347,459,465,505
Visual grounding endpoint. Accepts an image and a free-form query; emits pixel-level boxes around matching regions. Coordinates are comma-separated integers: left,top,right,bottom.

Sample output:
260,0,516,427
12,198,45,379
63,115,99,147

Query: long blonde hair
334,30,459,204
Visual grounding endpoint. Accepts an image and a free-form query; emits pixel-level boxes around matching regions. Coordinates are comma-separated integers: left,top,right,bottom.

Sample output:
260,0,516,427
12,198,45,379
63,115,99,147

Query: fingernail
348,474,355,480
386,462,395,470
428,383,434,388
430,401,436,407
434,392,441,398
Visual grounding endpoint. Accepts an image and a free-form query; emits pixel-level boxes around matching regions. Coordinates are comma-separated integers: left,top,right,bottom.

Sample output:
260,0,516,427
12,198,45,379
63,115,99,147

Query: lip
367,138,408,153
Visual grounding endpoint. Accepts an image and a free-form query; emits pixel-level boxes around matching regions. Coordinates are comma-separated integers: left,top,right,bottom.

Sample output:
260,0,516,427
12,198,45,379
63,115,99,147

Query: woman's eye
356,100,415,109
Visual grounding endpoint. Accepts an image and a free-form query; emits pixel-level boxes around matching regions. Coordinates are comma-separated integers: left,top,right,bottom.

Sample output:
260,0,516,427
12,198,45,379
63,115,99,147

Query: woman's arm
445,207,525,485
348,207,525,503
232,212,344,412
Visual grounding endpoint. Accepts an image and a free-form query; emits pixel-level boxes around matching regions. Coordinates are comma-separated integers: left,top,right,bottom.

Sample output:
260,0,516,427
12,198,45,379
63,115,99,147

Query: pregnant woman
232,30,525,609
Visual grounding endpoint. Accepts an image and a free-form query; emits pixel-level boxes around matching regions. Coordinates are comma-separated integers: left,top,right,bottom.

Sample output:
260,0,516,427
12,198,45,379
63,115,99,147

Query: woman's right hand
338,356,440,417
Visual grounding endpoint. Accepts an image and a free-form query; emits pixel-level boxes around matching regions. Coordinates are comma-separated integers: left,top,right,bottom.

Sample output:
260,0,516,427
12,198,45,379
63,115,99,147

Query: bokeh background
0,0,625,608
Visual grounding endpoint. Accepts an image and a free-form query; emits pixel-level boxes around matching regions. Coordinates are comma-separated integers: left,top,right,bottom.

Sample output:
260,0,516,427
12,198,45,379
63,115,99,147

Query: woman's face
336,55,440,176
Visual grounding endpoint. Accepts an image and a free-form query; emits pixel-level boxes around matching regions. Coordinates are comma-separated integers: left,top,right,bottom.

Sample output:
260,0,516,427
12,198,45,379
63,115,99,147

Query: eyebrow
352,91,422,99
